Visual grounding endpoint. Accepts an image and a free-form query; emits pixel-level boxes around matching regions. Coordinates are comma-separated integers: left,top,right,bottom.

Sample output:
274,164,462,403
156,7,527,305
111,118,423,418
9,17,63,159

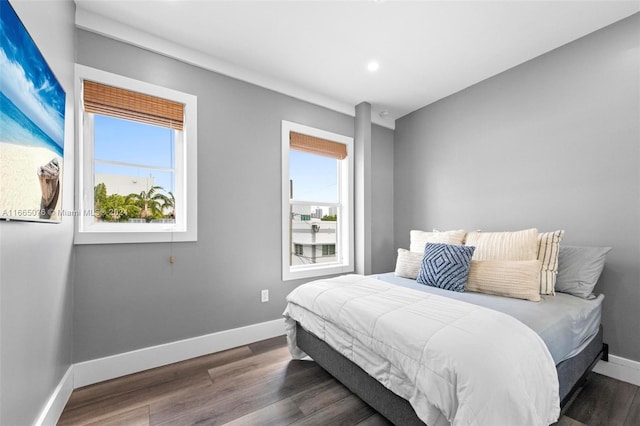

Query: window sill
74,228,197,245
283,263,354,281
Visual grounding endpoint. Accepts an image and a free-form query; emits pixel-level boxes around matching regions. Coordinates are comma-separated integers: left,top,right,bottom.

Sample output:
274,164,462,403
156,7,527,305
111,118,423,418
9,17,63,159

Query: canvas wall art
0,0,66,222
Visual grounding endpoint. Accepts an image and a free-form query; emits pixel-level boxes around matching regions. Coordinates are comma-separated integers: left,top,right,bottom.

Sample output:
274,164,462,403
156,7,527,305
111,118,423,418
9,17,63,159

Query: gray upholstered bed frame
296,323,606,425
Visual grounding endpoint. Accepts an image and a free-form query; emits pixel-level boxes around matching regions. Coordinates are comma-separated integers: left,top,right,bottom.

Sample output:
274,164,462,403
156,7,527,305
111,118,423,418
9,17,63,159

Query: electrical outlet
261,289,269,303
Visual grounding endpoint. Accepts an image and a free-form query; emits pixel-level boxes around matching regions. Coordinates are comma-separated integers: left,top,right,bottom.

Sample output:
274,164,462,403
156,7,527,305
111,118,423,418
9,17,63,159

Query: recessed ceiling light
367,61,380,72
379,110,390,118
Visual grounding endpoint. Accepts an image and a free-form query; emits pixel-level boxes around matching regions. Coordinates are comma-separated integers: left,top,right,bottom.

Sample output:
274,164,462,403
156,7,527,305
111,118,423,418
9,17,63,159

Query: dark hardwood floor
58,336,640,426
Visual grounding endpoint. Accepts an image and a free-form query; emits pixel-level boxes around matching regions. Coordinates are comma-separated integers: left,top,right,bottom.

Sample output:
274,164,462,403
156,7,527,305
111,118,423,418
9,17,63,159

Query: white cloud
0,48,65,145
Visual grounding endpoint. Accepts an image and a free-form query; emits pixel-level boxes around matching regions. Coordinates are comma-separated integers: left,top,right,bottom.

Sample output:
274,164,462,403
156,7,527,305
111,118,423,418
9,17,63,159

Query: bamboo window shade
290,132,347,160
83,80,184,131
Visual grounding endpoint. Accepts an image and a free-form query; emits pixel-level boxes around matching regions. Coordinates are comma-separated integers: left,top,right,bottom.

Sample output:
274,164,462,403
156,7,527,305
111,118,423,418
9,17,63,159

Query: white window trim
74,64,197,244
281,120,354,281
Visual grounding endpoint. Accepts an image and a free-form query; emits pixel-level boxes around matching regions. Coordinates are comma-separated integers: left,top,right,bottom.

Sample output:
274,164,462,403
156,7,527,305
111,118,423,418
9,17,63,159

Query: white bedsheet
284,274,560,426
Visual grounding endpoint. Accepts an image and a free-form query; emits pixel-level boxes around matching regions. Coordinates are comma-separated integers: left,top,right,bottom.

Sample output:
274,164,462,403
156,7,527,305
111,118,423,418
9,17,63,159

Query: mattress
375,272,603,364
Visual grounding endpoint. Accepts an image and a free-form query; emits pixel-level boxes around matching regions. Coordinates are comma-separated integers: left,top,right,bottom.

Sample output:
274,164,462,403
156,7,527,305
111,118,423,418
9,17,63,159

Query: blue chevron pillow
417,243,475,292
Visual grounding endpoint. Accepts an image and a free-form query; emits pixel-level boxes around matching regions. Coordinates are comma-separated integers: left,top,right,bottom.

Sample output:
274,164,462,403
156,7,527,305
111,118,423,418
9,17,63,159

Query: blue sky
0,0,65,147
94,115,175,193
290,150,338,203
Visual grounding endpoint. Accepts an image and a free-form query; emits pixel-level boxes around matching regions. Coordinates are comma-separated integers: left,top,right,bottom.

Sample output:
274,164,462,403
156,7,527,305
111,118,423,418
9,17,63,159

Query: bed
283,231,610,426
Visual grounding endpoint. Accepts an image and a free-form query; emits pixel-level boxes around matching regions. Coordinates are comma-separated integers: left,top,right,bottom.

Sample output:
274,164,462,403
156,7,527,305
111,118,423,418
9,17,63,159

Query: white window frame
74,64,197,244
281,120,354,281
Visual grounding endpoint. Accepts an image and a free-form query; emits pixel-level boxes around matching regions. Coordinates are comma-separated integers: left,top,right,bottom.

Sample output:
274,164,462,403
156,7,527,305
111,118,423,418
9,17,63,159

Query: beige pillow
537,230,565,295
409,229,466,253
394,248,423,279
465,228,538,261
467,260,542,302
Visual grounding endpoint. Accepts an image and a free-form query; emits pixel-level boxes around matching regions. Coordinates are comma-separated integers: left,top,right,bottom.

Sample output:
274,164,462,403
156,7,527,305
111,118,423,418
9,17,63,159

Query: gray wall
371,124,395,274
73,30,395,362
394,14,640,362
0,1,75,424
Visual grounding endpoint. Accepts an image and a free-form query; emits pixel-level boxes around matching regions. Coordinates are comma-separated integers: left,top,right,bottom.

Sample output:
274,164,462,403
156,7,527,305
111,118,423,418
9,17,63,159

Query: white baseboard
34,366,74,426
594,354,640,387
73,318,285,388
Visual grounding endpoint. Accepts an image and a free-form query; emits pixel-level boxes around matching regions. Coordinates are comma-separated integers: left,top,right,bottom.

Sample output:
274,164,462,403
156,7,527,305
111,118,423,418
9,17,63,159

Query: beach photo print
0,0,66,222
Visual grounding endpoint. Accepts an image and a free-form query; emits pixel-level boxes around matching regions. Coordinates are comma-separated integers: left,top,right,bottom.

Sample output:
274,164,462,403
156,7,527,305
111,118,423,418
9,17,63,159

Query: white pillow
394,248,423,280
465,228,538,261
467,260,542,302
409,229,466,253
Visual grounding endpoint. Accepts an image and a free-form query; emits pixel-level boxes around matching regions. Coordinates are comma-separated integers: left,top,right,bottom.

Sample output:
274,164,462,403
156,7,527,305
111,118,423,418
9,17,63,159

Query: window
282,120,353,280
75,65,197,244
322,244,336,256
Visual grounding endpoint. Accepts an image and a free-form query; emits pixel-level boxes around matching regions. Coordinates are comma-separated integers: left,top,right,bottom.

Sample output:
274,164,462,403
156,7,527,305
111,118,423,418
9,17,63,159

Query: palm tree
102,194,140,222
127,186,170,222
94,182,108,220
163,191,175,219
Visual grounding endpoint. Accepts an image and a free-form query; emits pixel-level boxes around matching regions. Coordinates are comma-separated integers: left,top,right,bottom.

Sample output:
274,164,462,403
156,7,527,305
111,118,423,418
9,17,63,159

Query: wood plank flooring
58,336,640,426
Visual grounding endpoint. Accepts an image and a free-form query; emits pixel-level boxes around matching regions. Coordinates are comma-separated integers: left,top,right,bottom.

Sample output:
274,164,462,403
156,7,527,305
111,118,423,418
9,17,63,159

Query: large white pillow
465,228,538,261
467,260,542,302
409,229,466,253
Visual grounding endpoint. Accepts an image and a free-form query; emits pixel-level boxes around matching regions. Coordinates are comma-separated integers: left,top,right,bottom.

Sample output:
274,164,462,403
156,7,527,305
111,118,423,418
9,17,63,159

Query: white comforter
283,275,560,426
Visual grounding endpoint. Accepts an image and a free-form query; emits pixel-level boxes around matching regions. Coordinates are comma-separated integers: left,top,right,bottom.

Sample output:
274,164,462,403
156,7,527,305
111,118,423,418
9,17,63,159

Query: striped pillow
467,260,542,302
409,229,466,253
465,228,538,261
394,248,423,280
537,230,565,295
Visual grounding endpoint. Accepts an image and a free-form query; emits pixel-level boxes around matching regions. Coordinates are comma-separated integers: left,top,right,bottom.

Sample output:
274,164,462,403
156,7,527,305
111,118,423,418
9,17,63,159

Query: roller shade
83,80,184,131
290,131,347,160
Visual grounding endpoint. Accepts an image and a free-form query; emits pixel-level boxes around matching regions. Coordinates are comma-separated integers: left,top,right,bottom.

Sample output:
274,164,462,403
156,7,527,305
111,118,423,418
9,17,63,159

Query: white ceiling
75,1,640,129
